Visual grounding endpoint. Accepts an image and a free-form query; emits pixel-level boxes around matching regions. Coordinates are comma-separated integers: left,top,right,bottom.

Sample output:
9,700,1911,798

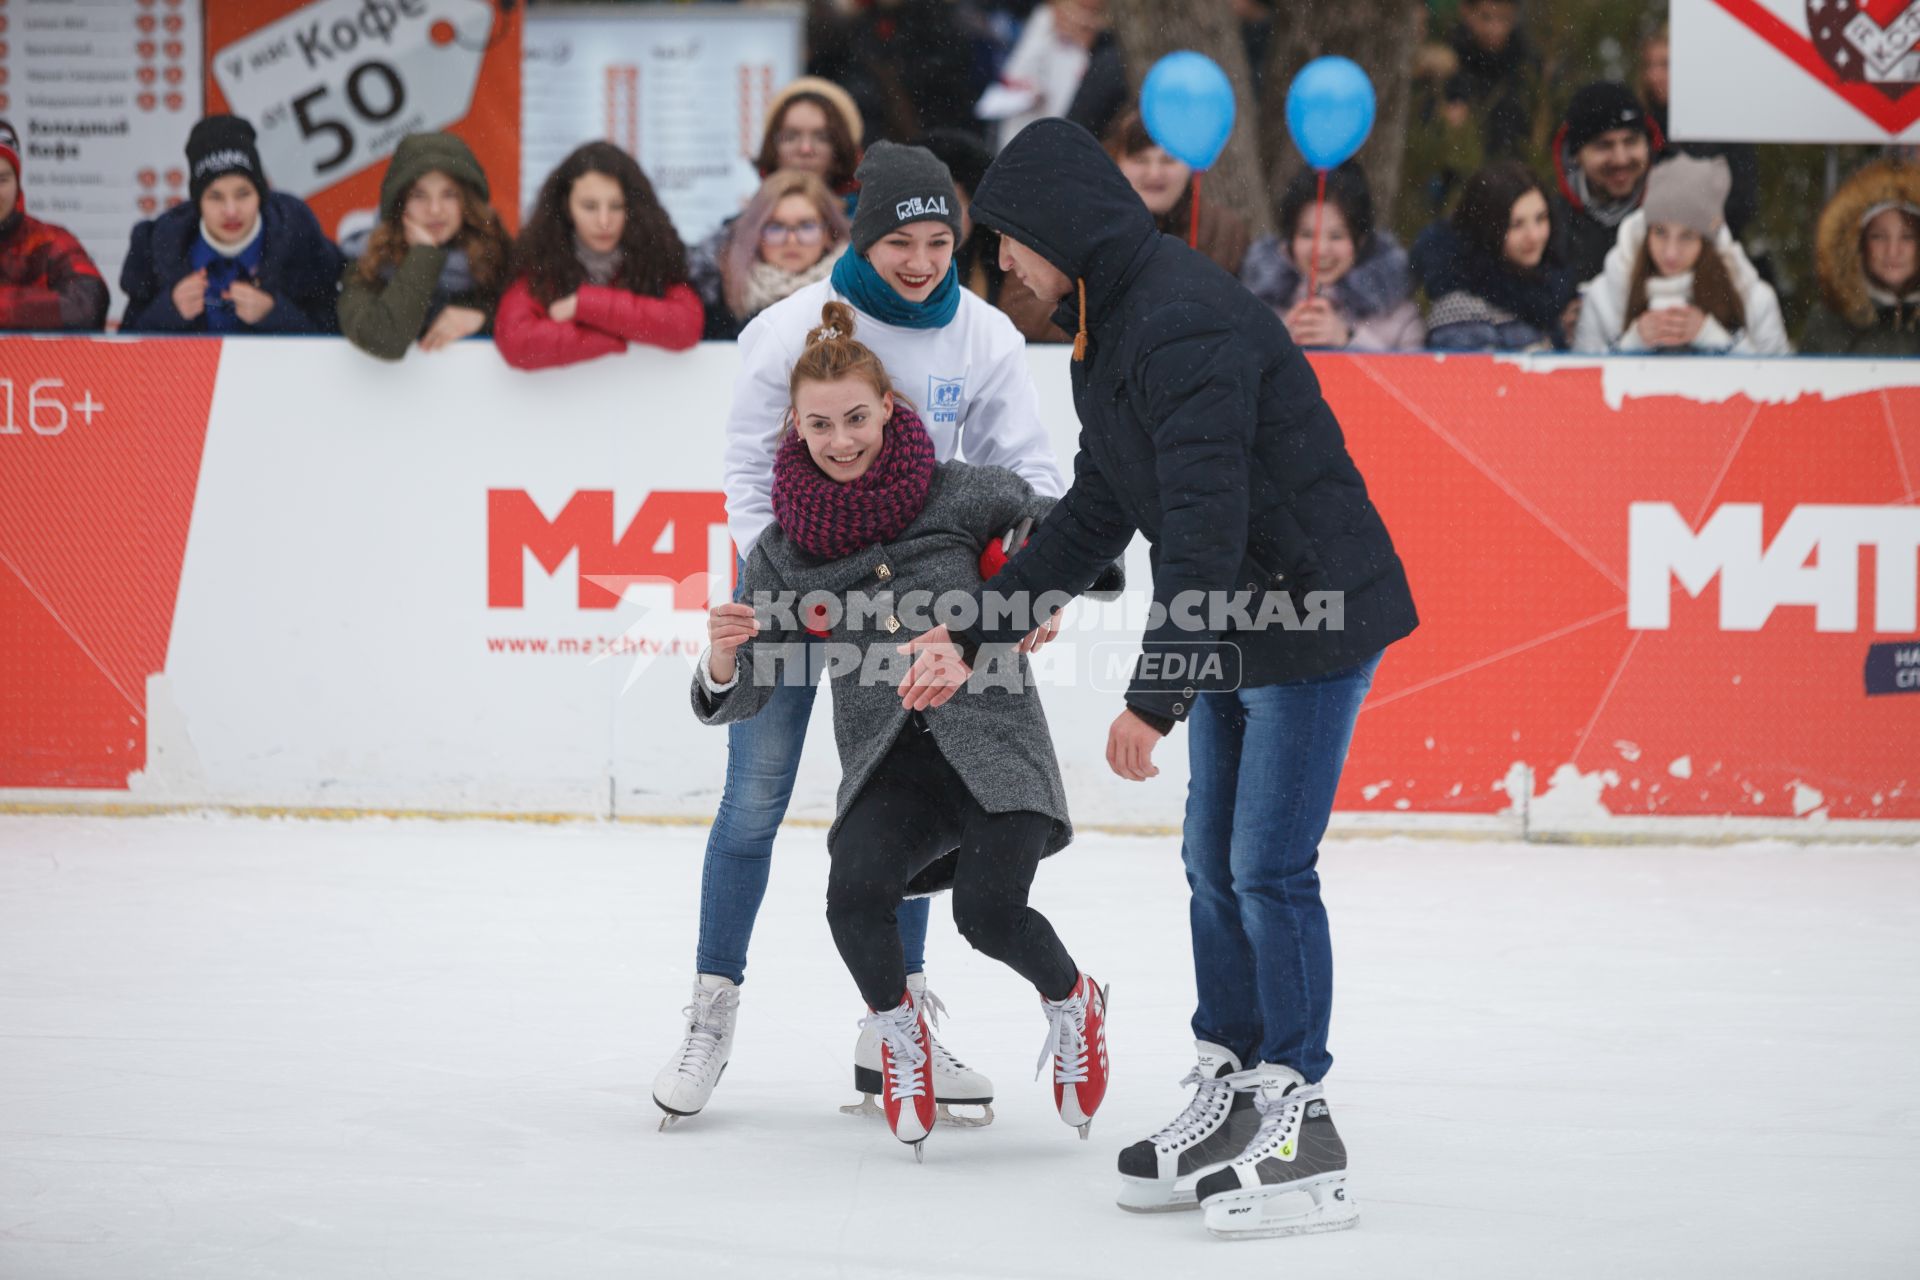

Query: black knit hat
187,114,267,204
1563,82,1648,153
849,141,962,253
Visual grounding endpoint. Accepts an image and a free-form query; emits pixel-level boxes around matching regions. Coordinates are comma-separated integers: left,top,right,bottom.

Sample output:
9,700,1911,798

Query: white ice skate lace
1149,1067,1234,1151
1034,990,1089,1085
861,1005,929,1101
671,987,738,1080
1241,1085,1304,1162
911,985,976,1075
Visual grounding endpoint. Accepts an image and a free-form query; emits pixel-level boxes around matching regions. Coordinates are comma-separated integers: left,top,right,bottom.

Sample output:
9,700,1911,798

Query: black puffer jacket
956,119,1417,726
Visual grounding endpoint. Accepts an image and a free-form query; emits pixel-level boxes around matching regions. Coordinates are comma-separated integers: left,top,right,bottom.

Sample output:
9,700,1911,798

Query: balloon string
1307,169,1327,298
1189,173,1202,250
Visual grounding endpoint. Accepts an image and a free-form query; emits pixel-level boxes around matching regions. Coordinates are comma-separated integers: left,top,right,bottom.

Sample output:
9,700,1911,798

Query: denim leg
897,896,930,977
1181,688,1261,1064
694,670,819,984
1227,653,1381,1081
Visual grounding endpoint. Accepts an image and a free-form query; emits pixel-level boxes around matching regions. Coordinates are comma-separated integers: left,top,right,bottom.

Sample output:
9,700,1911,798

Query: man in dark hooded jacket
897,118,1416,1227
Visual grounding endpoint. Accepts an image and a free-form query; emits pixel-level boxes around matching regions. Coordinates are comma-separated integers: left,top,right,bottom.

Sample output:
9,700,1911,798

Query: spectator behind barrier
1573,155,1787,356
1401,0,1545,238
1803,160,1920,357
1242,161,1425,353
0,118,109,332
1550,82,1659,286
688,76,864,332
338,132,510,361
707,170,848,343
915,127,1001,302
998,109,1250,343
1637,25,1759,240
120,115,343,336
495,142,702,370
980,0,1108,151
1413,159,1576,352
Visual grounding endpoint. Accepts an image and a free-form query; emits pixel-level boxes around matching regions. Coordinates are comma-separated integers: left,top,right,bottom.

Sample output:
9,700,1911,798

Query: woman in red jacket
494,142,703,370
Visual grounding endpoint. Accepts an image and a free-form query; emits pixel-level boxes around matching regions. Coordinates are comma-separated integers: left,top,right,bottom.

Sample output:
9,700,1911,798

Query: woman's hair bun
805,299,858,348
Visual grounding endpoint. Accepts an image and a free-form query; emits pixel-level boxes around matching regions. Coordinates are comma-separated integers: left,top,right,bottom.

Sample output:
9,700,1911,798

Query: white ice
2,814,1917,1279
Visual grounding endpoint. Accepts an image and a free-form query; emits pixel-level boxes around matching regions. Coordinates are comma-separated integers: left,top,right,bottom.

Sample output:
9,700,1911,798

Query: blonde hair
787,301,907,423
723,170,850,316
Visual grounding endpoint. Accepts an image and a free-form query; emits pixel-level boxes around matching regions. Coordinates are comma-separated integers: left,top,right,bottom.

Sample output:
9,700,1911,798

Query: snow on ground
1,814,1917,1279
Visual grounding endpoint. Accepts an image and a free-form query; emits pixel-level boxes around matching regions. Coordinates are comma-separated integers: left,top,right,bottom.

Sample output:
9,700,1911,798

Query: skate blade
937,1102,994,1129
1078,1121,1091,1140
1115,1175,1201,1214
1202,1176,1358,1240
913,1141,926,1164
843,1095,994,1129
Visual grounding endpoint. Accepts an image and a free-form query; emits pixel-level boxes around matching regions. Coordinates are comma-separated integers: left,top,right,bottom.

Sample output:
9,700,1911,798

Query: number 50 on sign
212,0,495,198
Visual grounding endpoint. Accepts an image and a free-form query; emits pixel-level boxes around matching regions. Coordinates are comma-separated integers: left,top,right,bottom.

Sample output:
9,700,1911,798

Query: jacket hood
380,133,488,220
970,118,1157,334
1817,160,1920,329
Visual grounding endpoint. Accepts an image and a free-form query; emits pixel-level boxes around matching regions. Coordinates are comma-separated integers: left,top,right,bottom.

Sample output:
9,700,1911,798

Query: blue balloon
1140,52,1236,173
1285,56,1376,171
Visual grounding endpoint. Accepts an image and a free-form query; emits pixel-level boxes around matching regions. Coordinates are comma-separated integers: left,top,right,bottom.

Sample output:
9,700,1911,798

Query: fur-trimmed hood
1817,160,1920,329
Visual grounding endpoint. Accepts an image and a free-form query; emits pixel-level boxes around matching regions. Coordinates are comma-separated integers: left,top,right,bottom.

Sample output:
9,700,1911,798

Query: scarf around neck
192,217,267,332
574,237,622,287
741,243,844,319
771,399,937,561
830,248,961,329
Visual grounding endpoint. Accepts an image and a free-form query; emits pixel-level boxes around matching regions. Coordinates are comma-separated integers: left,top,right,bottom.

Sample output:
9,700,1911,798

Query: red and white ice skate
1036,972,1110,1138
861,997,936,1161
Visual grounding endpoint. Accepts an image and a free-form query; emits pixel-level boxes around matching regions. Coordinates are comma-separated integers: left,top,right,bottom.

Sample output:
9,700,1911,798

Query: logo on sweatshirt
895,194,950,222
927,375,964,427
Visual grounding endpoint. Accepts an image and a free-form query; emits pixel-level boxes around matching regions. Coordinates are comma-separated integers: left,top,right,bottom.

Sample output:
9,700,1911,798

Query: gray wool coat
692,462,1072,890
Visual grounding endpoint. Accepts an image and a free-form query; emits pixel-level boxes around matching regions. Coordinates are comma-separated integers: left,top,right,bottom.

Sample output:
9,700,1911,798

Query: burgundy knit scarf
772,400,937,561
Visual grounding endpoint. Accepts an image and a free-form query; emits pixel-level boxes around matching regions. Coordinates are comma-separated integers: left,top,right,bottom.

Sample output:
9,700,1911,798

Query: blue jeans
1180,652,1382,1081
694,560,930,985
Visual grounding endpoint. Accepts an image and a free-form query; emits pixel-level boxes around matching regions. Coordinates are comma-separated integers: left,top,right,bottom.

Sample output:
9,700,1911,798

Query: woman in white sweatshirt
651,141,1066,1132
1573,153,1789,356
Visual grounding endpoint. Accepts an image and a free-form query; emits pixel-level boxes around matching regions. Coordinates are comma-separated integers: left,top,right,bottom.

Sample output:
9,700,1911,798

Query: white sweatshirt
722,277,1066,556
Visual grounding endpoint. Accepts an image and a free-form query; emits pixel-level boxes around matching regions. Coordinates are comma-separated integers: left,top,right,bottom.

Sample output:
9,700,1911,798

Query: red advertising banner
202,0,523,238
0,338,220,788
0,341,1914,828
1328,357,1917,822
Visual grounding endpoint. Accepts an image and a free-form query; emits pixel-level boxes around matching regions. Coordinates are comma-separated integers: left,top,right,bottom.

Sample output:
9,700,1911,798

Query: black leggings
827,721,1078,1012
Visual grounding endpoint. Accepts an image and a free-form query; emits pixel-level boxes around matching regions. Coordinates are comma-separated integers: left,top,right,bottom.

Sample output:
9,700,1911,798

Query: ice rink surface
1,813,1917,1279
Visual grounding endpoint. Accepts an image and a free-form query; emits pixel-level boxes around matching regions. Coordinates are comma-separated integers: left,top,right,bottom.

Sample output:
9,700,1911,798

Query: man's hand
1107,709,1162,781
1017,610,1061,654
897,623,972,711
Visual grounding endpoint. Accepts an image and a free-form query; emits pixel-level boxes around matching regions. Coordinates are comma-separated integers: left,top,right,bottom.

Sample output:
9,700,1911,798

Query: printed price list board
1,0,205,323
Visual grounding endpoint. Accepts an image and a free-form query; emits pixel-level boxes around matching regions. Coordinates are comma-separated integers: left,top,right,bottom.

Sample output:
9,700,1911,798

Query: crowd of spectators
2,1,1915,359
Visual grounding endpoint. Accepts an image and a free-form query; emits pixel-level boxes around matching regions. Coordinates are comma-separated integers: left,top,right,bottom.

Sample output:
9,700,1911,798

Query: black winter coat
120,193,344,335
957,119,1417,727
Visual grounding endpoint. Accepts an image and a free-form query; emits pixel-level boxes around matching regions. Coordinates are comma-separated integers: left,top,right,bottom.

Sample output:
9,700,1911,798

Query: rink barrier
1,336,1916,839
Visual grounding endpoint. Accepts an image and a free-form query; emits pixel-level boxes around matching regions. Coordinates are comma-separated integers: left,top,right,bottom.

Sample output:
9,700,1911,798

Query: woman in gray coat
692,301,1110,1160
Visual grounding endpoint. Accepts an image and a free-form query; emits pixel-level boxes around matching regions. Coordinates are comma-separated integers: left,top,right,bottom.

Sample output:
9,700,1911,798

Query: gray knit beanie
849,141,962,253
1642,154,1732,238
